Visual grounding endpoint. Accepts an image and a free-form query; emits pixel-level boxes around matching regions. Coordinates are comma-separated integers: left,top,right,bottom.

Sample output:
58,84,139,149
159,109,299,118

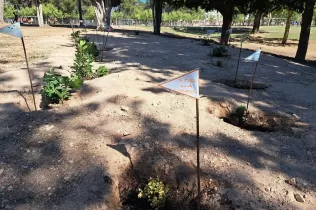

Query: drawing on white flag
0,22,23,38
159,69,200,99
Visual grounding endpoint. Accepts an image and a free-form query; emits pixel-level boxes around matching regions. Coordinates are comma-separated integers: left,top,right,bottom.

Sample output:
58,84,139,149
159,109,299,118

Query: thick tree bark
295,0,316,61
152,0,162,35
92,0,105,29
220,9,233,45
282,10,294,45
104,0,112,26
92,0,112,30
36,3,44,27
251,11,263,34
78,0,83,26
0,0,4,23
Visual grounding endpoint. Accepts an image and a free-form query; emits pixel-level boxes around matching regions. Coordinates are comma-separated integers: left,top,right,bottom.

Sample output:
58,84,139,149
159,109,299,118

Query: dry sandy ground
1,26,316,209
118,25,316,61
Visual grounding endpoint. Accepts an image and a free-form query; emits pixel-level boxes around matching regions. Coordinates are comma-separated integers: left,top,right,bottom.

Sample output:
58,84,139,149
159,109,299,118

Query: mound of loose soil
118,149,233,210
214,79,269,90
208,97,307,133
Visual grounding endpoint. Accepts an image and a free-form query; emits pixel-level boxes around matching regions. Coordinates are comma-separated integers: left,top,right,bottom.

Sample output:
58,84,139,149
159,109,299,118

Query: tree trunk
35,1,44,27
220,9,233,45
104,0,112,26
295,0,316,61
282,10,294,45
0,0,4,23
251,11,263,34
92,0,105,30
152,0,162,35
78,0,83,26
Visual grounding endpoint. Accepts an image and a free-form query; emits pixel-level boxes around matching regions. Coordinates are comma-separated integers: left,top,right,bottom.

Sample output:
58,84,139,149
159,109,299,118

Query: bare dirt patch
208,97,307,133
213,78,269,90
1,26,316,209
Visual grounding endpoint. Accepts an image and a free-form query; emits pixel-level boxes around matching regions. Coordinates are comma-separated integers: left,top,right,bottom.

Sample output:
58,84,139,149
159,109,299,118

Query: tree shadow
0,103,115,209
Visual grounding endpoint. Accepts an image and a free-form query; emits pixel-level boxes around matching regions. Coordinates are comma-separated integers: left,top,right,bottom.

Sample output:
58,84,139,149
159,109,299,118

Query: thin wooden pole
104,31,109,47
85,23,88,39
196,98,201,210
101,29,106,62
246,61,259,110
234,38,243,83
102,29,106,50
101,31,110,62
95,29,101,50
21,37,37,111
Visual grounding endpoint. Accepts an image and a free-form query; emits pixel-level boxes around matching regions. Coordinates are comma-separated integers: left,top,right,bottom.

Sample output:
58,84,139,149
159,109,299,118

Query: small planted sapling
212,46,228,57
138,177,169,210
41,68,83,105
235,105,248,125
41,68,71,104
72,39,94,79
94,66,109,78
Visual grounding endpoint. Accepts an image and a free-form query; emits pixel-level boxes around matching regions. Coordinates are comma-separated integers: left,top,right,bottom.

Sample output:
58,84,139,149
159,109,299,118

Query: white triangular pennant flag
159,69,199,99
245,49,261,62
0,22,23,38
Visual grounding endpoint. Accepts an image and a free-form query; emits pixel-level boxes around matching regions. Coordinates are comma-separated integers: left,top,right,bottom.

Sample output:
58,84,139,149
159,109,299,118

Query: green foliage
42,3,63,19
71,31,81,39
163,8,205,22
41,68,83,104
86,42,100,58
138,177,169,210
73,39,95,80
69,74,84,90
4,4,15,19
212,46,228,57
19,6,37,17
112,10,124,21
72,36,101,80
83,6,96,20
235,105,247,124
94,66,109,78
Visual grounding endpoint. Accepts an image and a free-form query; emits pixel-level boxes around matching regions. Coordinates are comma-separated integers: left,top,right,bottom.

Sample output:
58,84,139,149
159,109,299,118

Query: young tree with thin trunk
295,0,316,61
282,9,293,44
0,0,4,23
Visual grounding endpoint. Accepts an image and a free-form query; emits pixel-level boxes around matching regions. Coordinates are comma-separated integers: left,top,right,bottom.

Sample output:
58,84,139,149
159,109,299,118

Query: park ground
0,25,316,209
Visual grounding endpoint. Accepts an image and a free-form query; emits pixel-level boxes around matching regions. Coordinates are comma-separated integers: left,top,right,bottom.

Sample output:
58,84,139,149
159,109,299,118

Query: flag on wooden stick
245,49,261,62
0,22,37,111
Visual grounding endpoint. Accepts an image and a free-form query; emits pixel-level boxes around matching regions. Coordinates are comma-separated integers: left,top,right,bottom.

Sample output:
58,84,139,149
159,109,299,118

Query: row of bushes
41,31,109,105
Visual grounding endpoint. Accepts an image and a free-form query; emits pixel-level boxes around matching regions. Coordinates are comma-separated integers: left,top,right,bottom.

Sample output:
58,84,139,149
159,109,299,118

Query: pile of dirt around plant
208,97,307,133
214,79,269,90
118,149,233,210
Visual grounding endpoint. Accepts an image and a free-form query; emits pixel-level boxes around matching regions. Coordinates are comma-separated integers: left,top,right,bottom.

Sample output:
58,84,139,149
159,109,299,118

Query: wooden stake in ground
244,48,262,110
195,98,201,210
158,69,200,210
101,25,112,62
0,23,37,111
21,37,37,111
234,38,243,83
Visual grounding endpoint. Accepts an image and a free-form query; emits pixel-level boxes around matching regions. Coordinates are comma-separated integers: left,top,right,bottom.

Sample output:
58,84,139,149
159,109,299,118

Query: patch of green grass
260,26,316,41
121,25,316,41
